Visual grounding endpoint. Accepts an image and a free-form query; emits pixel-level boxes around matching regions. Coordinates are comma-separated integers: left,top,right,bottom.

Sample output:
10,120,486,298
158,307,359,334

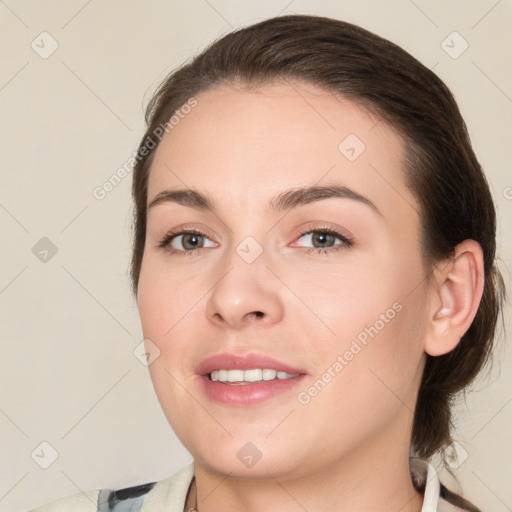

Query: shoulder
438,484,482,512
27,463,195,512
140,462,195,511
410,458,481,512
438,496,476,512
27,489,100,512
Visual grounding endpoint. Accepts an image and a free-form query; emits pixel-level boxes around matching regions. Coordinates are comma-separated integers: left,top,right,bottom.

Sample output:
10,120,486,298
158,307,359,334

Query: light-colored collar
411,458,441,512
141,462,195,512
142,458,442,512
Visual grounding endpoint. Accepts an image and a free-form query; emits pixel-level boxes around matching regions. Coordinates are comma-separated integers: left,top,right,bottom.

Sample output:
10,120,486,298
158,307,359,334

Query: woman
30,14,505,512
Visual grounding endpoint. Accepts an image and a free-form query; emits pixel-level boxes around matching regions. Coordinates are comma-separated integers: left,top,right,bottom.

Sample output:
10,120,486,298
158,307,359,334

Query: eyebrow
147,185,382,216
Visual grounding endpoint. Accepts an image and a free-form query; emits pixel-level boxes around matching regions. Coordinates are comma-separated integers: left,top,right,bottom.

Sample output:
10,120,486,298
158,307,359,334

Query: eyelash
292,225,353,255
156,227,213,257
156,225,353,257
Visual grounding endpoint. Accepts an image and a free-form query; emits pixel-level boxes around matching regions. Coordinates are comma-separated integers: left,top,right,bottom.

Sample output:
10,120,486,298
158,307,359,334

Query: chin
183,431,313,480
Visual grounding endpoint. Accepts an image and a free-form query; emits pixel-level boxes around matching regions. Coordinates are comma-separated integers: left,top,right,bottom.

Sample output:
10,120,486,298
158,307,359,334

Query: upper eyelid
161,225,351,248
158,228,217,247
165,226,346,239
291,227,352,246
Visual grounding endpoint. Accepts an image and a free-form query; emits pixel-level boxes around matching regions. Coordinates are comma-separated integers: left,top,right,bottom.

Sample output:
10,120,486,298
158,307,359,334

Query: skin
136,81,484,512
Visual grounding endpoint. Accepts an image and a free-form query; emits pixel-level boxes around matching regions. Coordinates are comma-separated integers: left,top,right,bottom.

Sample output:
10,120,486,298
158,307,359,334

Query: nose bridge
205,232,284,328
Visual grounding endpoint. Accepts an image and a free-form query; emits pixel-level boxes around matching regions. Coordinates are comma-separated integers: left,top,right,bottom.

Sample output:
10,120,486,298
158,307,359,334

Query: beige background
0,1,510,511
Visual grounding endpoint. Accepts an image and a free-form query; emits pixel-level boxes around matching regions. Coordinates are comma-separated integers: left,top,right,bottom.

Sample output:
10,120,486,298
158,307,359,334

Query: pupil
184,234,203,250
313,232,334,247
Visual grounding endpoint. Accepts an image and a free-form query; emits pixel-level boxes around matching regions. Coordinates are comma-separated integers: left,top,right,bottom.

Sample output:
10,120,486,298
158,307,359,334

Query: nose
205,250,284,330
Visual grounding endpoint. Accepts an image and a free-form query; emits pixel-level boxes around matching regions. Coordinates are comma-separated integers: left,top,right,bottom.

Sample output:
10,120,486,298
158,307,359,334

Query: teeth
210,368,299,383
227,369,244,382
263,369,277,381
244,369,263,382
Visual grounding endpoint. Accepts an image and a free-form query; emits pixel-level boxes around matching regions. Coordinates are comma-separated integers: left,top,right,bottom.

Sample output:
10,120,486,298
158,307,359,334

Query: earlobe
424,240,485,357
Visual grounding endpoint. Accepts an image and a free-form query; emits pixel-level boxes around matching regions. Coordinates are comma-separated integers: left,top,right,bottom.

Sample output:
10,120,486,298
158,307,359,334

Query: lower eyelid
170,233,216,251
292,229,351,247
158,227,352,254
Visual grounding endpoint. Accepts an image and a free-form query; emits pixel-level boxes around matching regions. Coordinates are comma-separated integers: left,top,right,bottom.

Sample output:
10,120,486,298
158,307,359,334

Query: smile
209,368,300,383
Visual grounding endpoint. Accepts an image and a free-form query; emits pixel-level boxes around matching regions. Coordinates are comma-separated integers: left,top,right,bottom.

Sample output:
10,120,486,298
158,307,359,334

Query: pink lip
195,352,306,376
195,352,308,407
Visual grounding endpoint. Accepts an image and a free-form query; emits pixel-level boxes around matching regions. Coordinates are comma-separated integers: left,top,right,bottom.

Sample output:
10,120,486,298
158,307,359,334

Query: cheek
137,257,205,429
137,250,206,341
292,290,426,449
137,250,216,412
279,252,406,336
286,246,427,387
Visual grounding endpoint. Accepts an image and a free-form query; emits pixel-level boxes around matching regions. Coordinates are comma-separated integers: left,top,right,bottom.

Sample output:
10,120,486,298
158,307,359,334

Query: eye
292,227,353,255
156,225,352,256
157,228,217,254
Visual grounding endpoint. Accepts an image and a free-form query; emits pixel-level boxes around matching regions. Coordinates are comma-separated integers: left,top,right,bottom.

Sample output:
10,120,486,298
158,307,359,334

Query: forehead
147,81,419,224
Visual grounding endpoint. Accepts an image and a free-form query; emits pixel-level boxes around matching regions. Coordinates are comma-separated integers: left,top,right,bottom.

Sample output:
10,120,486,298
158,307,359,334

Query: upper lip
196,352,307,376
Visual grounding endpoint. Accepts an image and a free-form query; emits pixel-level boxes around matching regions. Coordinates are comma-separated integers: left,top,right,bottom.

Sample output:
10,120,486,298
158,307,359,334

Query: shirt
27,458,472,512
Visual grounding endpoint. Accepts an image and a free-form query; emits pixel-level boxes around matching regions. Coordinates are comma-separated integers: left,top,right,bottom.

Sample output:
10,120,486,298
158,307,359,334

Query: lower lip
199,374,307,406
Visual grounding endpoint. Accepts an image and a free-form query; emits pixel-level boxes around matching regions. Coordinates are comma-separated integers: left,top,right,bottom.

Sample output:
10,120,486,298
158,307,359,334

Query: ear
424,240,485,357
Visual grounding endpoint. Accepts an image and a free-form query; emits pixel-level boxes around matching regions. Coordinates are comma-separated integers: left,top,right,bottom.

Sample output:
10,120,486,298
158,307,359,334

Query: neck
187,439,423,512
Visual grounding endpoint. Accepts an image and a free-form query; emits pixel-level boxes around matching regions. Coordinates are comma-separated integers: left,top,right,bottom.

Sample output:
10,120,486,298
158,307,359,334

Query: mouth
207,368,301,384
196,352,307,406
196,352,306,380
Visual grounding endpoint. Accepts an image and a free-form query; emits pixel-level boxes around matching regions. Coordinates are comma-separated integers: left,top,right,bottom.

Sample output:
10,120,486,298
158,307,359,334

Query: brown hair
130,13,504,472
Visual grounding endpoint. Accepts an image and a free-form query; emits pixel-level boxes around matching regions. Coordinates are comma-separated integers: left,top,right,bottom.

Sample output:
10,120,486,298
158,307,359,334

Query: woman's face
137,81,430,479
